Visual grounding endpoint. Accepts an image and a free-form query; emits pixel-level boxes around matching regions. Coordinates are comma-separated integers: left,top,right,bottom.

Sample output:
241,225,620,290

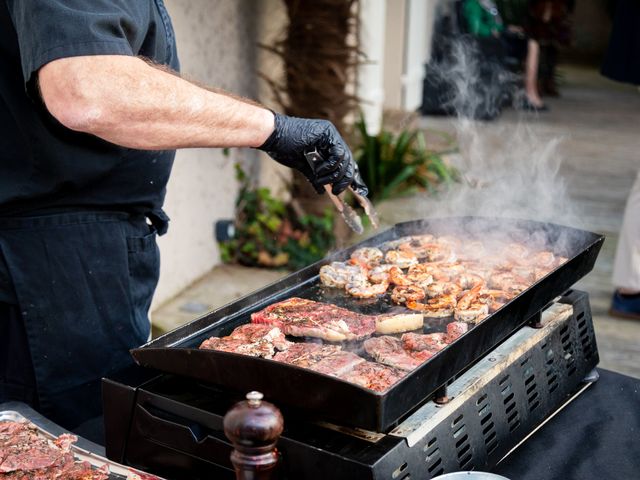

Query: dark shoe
610,291,640,320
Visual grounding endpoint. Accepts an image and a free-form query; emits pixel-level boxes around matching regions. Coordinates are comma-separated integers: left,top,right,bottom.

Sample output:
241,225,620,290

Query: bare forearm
38,56,274,150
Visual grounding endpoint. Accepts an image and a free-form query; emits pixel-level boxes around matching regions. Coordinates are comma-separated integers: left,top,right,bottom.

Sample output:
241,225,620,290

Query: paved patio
152,64,640,378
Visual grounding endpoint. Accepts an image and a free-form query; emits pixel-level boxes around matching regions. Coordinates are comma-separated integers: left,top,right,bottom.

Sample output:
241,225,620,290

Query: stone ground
152,64,640,378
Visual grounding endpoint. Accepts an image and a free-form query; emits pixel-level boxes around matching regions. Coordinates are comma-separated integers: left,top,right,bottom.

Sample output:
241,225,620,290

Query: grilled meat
0,421,108,479
273,343,365,376
338,361,407,392
445,321,469,342
251,297,376,342
364,336,434,371
199,324,290,359
401,332,448,353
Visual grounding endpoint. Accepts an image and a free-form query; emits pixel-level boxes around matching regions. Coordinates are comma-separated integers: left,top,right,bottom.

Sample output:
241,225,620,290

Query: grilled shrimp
455,273,485,290
529,250,555,267
391,284,426,304
488,271,528,293
385,249,418,268
505,242,529,261
319,262,366,288
421,243,457,263
389,265,413,286
406,293,457,317
456,285,483,310
346,278,390,298
368,264,394,284
397,234,436,258
454,302,489,323
425,281,462,298
350,247,384,269
405,264,434,287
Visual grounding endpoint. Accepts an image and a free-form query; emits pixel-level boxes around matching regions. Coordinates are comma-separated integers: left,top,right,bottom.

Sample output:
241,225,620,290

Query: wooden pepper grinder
223,391,284,480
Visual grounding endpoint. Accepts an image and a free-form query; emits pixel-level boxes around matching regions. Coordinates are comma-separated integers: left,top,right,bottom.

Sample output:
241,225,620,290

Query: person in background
527,0,574,97
0,0,367,437
610,172,640,320
602,0,640,320
464,0,547,110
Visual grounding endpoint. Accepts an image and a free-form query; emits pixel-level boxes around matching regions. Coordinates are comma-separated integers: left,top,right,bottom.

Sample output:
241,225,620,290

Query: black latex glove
258,113,368,196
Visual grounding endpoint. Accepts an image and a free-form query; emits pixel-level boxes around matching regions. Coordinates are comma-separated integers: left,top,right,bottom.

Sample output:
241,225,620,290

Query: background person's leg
611,171,640,318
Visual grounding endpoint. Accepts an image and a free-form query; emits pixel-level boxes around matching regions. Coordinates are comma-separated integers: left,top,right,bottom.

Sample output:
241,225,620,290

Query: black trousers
0,211,161,430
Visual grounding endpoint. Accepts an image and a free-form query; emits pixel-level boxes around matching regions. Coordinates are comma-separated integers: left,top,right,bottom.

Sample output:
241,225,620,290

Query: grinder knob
223,391,284,480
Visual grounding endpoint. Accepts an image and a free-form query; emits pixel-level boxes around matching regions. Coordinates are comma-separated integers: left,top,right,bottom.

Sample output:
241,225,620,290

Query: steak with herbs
400,332,449,353
199,323,290,359
251,297,376,342
364,336,435,371
338,361,406,392
273,342,365,376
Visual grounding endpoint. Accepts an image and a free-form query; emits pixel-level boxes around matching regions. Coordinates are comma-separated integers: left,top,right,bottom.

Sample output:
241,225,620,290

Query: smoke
423,38,584,234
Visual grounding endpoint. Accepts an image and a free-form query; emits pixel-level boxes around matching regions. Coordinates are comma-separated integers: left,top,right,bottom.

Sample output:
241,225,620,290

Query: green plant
353,115,459,202
219,165,335,270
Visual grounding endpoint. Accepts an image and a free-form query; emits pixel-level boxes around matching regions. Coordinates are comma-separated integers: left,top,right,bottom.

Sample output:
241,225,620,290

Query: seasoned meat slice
273,343,341,368
0,421,109,479
445,321,470,342
364,336,433,371
199,324,290,359
273,343,365,376
339,361,406,392
251,297,376,342
401,332,448,352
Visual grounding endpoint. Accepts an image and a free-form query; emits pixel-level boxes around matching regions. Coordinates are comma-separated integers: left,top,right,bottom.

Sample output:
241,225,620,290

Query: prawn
350,247,384,269
391,284,426,304
389,266,413,286
368,264,394,284
406,293,457,317
319,262,366,288
346,278,390,298
385,249,418,268
425,281,462,298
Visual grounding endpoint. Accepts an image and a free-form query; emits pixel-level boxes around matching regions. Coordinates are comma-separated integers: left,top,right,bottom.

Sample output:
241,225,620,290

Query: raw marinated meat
0,421,109,479
364,336,434,371
251,297,376,342
199,323,290,359
339,361,406,392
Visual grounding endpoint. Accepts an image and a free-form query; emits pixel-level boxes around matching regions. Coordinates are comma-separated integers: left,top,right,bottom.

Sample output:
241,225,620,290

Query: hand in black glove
257,112,368,196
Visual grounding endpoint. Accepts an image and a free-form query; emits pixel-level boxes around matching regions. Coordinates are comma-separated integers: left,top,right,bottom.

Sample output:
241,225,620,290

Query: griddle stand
104,290,598,479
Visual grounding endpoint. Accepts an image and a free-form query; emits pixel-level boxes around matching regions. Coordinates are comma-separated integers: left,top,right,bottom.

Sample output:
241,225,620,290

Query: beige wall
152,0,261,309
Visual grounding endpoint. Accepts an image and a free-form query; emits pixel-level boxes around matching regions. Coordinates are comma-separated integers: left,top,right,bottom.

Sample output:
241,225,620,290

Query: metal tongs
304,149,379,235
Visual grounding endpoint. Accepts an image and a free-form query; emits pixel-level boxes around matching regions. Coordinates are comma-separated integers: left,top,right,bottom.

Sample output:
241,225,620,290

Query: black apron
0,210,165,429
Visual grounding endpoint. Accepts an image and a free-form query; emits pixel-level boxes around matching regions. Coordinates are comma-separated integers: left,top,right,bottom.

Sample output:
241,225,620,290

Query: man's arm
38,55,275,150
38,54,367,196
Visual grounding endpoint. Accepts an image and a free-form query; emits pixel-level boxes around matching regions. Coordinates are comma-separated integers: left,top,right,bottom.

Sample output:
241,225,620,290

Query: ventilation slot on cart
477,391,497,453
560,324,577,376
576,312,594,360
391,462,408,479
523,363,539,412
502,379,520,433
456,432,473,469
546,368,559,393
425,438,444,477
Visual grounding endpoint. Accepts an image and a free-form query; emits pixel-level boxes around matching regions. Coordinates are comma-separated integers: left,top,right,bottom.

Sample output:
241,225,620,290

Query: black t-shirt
0,0,179,217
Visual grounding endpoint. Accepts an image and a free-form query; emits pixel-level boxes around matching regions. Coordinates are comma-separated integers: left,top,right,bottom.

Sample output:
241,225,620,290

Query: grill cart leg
583,369,600,383
224,391,284,480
